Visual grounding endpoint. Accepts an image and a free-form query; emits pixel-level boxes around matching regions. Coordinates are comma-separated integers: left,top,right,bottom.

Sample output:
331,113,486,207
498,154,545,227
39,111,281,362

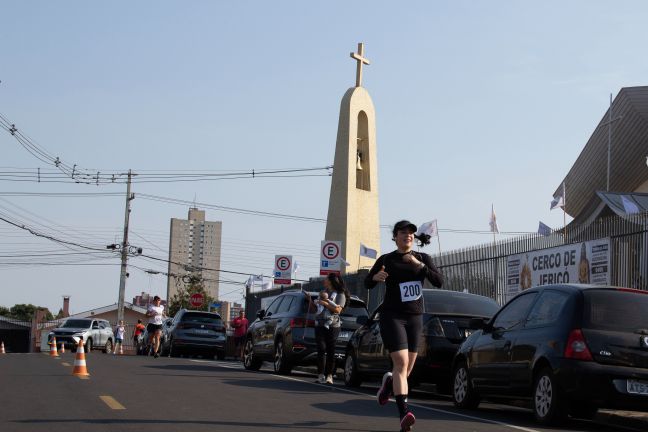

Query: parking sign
274,255,293,285
320,240,342,276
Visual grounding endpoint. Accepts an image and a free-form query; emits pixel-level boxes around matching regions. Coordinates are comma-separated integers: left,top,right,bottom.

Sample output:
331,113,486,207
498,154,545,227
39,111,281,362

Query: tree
167,275,215,317
0,306,10,317
6,304,53,321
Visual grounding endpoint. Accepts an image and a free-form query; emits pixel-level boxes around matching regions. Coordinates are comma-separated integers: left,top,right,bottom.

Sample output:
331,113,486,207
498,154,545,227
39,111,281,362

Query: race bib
399,281,422,302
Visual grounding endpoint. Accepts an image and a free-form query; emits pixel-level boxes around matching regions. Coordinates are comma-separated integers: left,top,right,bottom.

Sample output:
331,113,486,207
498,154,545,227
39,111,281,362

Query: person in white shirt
146,296,166,358
113,320,125,355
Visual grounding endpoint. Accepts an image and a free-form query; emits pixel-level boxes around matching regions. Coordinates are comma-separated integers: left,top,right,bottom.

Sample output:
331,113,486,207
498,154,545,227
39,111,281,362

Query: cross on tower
350,43,370,87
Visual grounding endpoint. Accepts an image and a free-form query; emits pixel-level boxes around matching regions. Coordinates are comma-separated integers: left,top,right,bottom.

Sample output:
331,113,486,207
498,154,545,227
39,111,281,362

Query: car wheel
243,338,262,371
85,338,93,352
452,361,480,409
103,339,113,354
533,367,567,425
343,351,362,387
273,339,292,374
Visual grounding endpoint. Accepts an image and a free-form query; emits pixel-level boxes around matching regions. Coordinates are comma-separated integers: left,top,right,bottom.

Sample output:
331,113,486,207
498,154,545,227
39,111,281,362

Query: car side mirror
257,309,266,319
356,316,369,326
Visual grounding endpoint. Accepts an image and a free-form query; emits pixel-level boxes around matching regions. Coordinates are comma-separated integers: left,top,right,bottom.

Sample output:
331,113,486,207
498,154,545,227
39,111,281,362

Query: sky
1,1,648,315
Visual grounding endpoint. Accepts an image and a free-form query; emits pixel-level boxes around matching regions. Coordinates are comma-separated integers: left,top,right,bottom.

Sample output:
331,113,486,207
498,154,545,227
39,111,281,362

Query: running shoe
153,352,159,358
315,374,326,384
377,372,393,405
326,375,333,384
400,411,415,431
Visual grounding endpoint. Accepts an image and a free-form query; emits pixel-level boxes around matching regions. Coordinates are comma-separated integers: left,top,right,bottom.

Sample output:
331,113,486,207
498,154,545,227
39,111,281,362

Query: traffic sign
320,240,342,276
190,293,204,308
274,254,293,285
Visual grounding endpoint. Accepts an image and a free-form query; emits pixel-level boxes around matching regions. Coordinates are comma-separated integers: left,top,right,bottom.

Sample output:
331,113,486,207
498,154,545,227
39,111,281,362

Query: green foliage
0,304,53,321
167,275,215,317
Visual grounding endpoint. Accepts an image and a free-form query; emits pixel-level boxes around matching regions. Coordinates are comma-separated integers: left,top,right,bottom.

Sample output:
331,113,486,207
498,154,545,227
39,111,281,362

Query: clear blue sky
2,1,647,315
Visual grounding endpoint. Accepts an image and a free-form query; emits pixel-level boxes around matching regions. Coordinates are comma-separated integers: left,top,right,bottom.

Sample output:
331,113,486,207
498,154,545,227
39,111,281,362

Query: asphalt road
0,352,644,432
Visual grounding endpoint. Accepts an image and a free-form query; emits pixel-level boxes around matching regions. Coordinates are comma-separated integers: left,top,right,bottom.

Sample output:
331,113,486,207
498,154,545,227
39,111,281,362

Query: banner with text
506,238,610,299
320,240,342,276
274,255,293,286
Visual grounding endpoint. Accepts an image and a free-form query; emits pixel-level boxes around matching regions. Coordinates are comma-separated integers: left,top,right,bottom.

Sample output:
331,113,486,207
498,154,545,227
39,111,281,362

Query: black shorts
147,323,162,333
379,311,422,353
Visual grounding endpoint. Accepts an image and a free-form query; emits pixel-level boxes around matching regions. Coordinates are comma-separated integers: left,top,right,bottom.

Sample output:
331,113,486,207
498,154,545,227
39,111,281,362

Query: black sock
395,394,408,418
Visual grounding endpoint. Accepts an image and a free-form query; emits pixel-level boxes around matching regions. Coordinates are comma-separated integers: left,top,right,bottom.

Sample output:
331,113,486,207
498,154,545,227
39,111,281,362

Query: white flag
417,220,438,237
294,261,301,274
261,277,273,290
489,205,499,234
253,274,264,282
621,195,640,215
550,183,566,210
359,243,377,259
342,259,351,267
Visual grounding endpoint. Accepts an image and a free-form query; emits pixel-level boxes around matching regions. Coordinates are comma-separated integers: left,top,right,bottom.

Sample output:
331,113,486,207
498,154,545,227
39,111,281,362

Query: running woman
365,220,443,432
146,295,166,358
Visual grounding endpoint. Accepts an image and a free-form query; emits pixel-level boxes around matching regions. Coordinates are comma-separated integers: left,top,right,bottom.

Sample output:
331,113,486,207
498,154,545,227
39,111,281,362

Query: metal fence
435,212,648,304
245,212,647,315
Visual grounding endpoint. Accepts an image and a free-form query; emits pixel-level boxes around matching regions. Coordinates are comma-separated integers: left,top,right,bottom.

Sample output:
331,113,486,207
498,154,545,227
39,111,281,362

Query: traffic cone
59,342,65,354
1,341,5,354
50,337,59,357
72,339,89,376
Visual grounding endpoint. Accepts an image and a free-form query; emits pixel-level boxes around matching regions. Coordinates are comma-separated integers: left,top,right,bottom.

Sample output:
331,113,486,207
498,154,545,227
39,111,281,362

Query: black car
452,284,648,425
343,289,500,392
160,310,226,359
243,290,368,374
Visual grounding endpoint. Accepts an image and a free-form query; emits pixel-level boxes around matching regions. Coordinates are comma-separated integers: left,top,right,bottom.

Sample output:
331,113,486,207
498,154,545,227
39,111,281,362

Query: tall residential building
167,208,222,303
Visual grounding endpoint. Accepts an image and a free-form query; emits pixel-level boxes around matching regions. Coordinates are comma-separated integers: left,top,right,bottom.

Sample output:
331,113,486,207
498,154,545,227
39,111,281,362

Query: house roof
554,86,648,218
67,302,147,319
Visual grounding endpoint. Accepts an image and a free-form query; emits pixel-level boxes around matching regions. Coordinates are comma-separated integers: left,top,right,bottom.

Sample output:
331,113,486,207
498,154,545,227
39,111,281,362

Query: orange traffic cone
1,341,5,354
50,337,59,357
72,339,89,376
59,342,65,354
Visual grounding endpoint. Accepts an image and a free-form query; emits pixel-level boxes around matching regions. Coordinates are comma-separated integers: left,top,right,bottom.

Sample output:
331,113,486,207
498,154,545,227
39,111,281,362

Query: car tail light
564,329,593,361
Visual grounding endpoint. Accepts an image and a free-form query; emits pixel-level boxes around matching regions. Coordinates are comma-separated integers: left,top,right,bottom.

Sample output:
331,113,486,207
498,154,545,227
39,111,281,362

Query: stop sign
189,293,204,308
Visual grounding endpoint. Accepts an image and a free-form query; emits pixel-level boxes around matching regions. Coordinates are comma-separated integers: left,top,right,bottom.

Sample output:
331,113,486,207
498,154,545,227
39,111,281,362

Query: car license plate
195,329,209,335
627,379,648,395
339,331,351,340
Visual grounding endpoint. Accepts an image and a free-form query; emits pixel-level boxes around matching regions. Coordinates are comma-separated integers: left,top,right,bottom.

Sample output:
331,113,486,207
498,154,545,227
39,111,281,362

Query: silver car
48,318,115,353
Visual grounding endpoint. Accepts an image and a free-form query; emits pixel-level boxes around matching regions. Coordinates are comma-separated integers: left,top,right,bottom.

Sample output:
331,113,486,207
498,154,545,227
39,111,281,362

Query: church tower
325,43,380,274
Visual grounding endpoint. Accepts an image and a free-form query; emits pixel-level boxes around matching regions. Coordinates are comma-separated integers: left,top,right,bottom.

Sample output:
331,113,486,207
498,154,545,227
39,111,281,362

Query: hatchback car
160,310,226,359
243,290,368,374
452,284,648,425
343,289,500,392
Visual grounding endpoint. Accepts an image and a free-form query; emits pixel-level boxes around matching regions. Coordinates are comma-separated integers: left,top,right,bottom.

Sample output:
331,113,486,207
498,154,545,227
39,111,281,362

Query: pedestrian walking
365,220,443,432
306,272,349,384
113,320,125,355
146,296,166,358
133,319,145,353
230,310,249,360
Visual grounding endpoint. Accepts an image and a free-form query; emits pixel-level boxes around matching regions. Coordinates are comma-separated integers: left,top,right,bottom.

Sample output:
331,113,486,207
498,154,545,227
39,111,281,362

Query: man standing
230,310,248,360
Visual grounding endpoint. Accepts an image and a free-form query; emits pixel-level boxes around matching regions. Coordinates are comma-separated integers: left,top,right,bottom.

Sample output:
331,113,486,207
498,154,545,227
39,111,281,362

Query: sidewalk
597,409,648,430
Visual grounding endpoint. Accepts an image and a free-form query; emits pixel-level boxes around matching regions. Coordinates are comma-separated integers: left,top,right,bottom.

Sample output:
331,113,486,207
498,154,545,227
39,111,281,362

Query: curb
596,410,648,431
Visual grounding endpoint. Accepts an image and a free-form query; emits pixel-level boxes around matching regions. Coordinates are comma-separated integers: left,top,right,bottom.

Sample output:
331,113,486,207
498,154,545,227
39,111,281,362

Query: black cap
393,220,417,234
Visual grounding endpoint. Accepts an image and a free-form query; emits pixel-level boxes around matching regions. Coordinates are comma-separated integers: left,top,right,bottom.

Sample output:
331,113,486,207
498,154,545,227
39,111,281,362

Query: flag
489,205,499,234
538,221,551,236
621,195,640,215
550,183,565,210
261,277,273,290
417,220,438,237
342,259,351,267
293,261,301,274
253,274,263,282
359,243,377,259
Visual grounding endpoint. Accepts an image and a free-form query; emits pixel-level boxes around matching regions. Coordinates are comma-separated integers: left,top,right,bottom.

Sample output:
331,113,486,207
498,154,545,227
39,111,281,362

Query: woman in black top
365,220,443,432
306,272,349,384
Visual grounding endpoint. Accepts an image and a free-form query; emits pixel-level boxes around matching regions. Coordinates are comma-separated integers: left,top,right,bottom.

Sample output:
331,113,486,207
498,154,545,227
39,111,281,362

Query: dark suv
160,310,226,359
344,289,499,392
452,284,648,425
243,290,368,374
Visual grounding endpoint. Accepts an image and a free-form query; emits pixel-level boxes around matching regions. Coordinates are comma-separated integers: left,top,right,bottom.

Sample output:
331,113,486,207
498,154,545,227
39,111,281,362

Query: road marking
77,375,89,380
61,362,71,367
100,395,126,410
190,359,542,432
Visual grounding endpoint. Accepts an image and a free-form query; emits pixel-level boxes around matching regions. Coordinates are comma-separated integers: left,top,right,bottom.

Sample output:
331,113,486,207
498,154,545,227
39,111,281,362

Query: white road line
190,360,542,432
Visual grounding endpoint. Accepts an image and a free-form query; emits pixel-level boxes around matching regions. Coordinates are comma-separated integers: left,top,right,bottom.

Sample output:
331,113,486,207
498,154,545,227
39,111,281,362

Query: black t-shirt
365,250,443,314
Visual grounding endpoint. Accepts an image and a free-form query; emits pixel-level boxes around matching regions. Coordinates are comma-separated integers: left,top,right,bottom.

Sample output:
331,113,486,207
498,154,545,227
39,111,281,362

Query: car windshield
423,290,499,317
61,319,92,328
342,303,368,318
181,313,221,324
584,289,648,332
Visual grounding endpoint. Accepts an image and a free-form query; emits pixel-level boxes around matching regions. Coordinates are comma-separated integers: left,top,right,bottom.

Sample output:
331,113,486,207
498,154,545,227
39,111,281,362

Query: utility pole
117,170,134,323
